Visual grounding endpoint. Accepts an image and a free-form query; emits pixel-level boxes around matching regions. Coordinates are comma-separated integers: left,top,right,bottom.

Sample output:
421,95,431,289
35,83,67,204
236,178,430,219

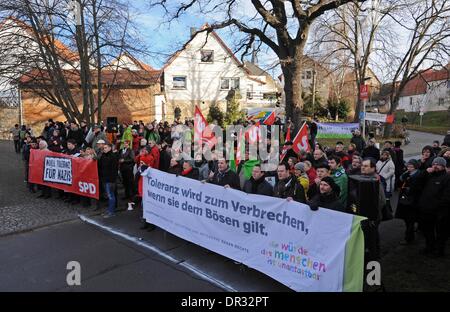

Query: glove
309,203,319,211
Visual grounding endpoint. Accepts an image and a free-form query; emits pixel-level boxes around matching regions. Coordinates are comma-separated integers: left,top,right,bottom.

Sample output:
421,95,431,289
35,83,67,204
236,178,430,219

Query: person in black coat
308,176,345,212
311,149,328,169
168,157,182,175
350,129,366,153
417,157,450,256
65,139,80,156
158,143,171,172
362,138,380,162
67,122,84,147
395,159,423,244
181,160,200,180
99,144,119,217
393,141,405,188
119,140,135,200
243,165,273,196
209,158,240,190
418,145,435,171
273,163,306,203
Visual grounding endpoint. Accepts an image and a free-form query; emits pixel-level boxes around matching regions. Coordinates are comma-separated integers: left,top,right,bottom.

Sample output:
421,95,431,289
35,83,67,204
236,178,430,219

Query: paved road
0,219,223,291
402,130,444,156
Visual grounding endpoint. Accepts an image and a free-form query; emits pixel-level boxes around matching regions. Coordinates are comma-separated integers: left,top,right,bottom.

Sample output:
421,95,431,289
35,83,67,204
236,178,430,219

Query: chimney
190,27,197,38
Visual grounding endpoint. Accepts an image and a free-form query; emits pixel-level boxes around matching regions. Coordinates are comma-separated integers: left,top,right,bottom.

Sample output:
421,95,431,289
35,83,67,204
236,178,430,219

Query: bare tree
149,0,365,128
311,0,399,122
382,0,449,135
0,0,149,125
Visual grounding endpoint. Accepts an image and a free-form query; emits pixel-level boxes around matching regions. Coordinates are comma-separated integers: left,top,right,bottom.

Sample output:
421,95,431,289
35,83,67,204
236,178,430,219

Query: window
302,70,312,80
172,76,186,89
438,98,444,106
220,78,240,90
409,97,413,106
306,70,312,80
201,50,214,63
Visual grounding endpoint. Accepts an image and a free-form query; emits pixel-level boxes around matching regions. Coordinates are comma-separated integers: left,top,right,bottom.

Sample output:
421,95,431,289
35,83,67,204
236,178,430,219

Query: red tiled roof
19,68,161,87
400,66,449,97
0,17,79,62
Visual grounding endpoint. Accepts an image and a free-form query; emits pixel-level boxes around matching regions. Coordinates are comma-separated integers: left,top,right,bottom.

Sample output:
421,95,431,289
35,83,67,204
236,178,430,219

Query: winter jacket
92,131,108,153
195,161,210,181
65,147,81,156
311,156,328,169
296,173,309,198
168,164,182,175
395,169,423,220
362,146,380,161
419,156,435,171
376,159,396,194
99,151,119,183
308,191,345,212
418,170,450,217
210,168,240,190
273,175,306,203
119,148,135,171
351,135,366,153
148,145,160,169
67,128,84,147
305,167,317,186
243,176,273,196
48,136,64,153
330,167,348,206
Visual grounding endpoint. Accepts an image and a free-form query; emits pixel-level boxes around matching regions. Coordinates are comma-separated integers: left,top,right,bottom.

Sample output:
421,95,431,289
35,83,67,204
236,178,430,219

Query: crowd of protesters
10,118,450,259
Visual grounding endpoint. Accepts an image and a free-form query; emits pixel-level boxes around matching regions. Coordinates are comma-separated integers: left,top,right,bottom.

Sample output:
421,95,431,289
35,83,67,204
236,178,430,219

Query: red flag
292,123,311,154
194,106,216,148
285,127,291,142
386,114,394,124
262,111,276,125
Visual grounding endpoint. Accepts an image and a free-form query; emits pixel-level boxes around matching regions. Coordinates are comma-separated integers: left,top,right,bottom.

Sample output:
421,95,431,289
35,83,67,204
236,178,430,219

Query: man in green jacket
328,155,348,207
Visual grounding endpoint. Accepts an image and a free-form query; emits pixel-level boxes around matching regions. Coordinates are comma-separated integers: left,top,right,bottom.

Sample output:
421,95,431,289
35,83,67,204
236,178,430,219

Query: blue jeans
104,182,116,215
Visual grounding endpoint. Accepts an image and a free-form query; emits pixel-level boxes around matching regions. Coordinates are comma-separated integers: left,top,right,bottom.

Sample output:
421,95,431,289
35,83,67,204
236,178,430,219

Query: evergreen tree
207,102,225,127
225,89,245,125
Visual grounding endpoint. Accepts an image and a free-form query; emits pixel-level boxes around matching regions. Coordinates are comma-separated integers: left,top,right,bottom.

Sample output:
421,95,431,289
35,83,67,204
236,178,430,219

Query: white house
161,25,281,120
397,66,449,113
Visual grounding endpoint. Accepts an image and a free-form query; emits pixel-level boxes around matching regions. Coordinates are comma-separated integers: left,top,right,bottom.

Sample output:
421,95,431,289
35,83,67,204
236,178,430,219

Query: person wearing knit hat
307,176,345,212
431,156,447,168
417,155,450,256
396,158,423,244
406,159,420,169
293,162,309,198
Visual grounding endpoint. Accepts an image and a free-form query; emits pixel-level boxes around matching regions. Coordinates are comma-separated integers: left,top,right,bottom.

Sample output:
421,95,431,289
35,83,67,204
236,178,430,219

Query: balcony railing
247,91,278,101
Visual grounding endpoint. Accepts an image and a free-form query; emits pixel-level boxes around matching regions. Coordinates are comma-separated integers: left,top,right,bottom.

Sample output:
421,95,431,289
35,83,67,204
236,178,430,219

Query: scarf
182,167,193,176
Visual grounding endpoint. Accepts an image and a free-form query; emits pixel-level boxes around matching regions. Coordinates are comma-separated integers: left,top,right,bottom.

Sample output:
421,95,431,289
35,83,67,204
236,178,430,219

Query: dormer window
201,50,214,63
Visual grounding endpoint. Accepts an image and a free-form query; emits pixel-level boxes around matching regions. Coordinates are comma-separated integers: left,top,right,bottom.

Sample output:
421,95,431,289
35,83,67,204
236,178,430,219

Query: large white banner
142,169,364,292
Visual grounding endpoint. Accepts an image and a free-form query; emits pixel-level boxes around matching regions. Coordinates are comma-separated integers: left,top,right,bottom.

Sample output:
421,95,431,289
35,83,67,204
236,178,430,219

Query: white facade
162,30,280,118
426,80,450,111
397,80,449,112
398,94,426,112
163,31,248,117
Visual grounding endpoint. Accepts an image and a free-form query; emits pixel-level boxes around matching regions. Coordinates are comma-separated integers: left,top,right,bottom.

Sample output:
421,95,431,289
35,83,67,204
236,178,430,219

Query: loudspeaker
106,117,118,132
347,175,380,220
